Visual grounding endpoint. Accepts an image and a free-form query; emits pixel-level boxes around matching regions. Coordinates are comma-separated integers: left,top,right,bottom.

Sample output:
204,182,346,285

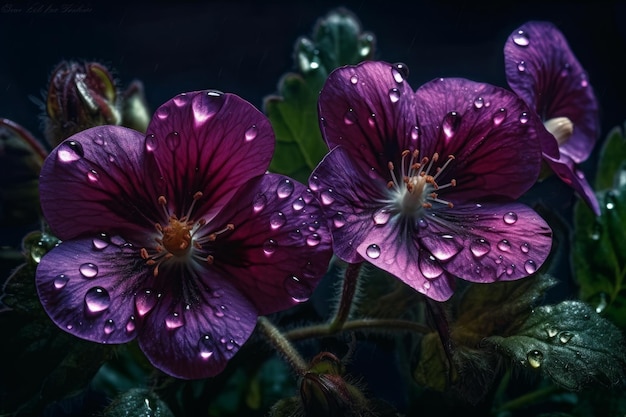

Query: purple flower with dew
310,61,553,302
505,21,601,215
35,90,333,379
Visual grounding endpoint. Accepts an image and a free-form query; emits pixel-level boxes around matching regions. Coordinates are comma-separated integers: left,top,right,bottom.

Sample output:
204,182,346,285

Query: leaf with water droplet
264,8,376,183
101,387,174,417
484,300,626,391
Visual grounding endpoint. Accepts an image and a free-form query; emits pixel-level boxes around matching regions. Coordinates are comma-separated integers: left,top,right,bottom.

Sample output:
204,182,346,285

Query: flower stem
285,318,431,341
257,316,307,376
328,262,362,333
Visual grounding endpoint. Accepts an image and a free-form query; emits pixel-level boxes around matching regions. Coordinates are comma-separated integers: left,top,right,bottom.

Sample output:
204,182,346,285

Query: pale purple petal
145,91,275,222
504,21,599,163
138,273,257,379
40,126,160,244
36,237,149,343
201,173,333,314
543,153,600,216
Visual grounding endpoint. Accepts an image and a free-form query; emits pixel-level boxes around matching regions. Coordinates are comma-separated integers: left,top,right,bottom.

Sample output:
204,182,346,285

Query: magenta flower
504,21,600,215
309,61,553,302
35,90,333,379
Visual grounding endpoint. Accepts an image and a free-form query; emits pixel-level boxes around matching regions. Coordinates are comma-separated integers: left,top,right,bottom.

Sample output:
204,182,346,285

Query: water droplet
87,169,99,182
580,77,588,88
524,259,537,274
358,33,374,57
104,319,115,334
429,234,462,261
419,254,444,279
391,62,409,83
388,88,401,103
84,287,110,314
350,74,358,84
497,239,511,252
493,108,507,126
252,193,267,212
292,197,305,211
411,125,420,141
506,264,516,276
135,289,158,316
214,305,226,318
244,124,258,141
309,175,321,191
173,93,189,107
199,335,214,359
373,209,390,225
547,327,558,338
276,179,294,198
343,108,357,125
263,239,277,255
57,140,84,162
473,97,484,109
156,106,169,120
519,112,529,124
517,60,526,72
166,131,180,151
558,331,574,344
520,242,530,253
442,111,461,139
332,212,346,228
503,211,518,224
144,134,157,152
470,238,491,258
126,316,136,333
284,275,311,302
270,212,286,229
513,30,530,47
418,218,428,228
79,263,98,278
225,339,237,351
289,228,302,241
165,312,184,329
306,233,321,247
367,113,376,128
526,350,543,368
320,189,335,205
192,91,223,124
92,234,109,250
366,243,381,259
53,274,68,289
495,255,503,264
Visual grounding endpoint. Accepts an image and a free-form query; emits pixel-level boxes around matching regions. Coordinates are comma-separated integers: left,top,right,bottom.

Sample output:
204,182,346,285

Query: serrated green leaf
265,8,376,183
485,301,626,391
594,122,626,191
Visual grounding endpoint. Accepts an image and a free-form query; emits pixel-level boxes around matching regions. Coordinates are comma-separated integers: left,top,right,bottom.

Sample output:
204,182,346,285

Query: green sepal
264,7,376,183
484,300,626,391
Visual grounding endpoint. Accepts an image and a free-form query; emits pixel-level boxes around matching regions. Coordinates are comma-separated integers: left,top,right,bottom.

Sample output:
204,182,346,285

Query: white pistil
544,116,573,146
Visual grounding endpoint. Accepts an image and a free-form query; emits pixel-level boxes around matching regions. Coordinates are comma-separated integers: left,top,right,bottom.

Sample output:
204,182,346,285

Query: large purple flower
504,21,600,215
310,61,553,302
35,90,333,379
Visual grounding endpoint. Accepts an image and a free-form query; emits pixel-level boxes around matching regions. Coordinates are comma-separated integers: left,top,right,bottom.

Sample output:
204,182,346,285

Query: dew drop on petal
284,275,311,302
558,331,574,344
411,125,420,141
343,108,357,125
526,350,543,368
350,74,358,84
391,62,408,83
84,287,110,314
103,319,115,334
470,238,491,258
520,242,530,253
418,218,428,228
276,179,294,198
199,335,214,359
79,262,98,278
493,108,507,126
366,243,381,259
244,124,258,141
92,234,109,250
473,97,484,109
372,209,390,225
166,131,180,151
442,111,461,139
388,88,401,103
292,197,305,211
135,289,158,316
320,189,335,205
57,140,84,162
506,264,516,276
519,112,529,124
367,113,376,128
192,91,223,124
145,134,157,152
517,60,526,72
306,233,321,247
126,316,136,333
513,30,530,47
497,239,511,252
309,175,321,192
419,254,444,279
173,93,189,107
252,193,267,212
503,211,518,224
263,238,277,255
524,259,537,274
165,312,184,329
87,169,99,183
156,106,169,120
289,228,302,241
332,212,346,228
270,212,286,229
495,255,503,264
53,274,68,289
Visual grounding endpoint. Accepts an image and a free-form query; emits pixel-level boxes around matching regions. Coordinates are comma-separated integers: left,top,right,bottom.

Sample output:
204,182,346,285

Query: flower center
140,192,235,276
544,116,573,147
386,150,457,216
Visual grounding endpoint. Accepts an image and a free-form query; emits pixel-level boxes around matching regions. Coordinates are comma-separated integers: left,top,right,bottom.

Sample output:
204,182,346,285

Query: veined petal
36,237,150,344
318,61,419,174
419,202,552,283
145,91,275,222
414,78,545,201
202,173,333,315
504,21,599,163
138,272,257,379
543,153,600,216
39,126,160,244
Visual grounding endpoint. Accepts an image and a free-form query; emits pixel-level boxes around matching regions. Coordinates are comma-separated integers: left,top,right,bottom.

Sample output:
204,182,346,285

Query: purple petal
504,21,599,163
40,126,160,244
543,153,601,216
200,173,333,315
318,61,419,175
145,91,275,222
138,273,257,379
419,202,552,282
36,237,149,344
414,77,545,201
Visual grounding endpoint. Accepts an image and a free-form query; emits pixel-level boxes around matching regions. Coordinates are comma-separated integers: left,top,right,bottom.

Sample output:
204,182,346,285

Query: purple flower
504,21,600,215
309,61,553,302
35,90,333,379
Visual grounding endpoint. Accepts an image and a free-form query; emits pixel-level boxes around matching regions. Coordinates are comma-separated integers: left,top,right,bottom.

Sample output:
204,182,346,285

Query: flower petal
318,61,419,174
414,77,545,201
39,126,160,243
202,173,333,315
145,91,275,222
36,237,149,344
419,202,552,283
138,272,257,379
504,21,599,163
543,153,601,216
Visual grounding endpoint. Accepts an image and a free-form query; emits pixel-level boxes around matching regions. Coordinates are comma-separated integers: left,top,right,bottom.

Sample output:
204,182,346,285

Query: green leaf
264,7,376,183
484,301,626,391
102,388,175,417
594,122,626,191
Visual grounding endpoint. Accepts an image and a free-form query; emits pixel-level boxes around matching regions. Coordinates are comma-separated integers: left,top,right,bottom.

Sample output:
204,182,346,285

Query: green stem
328,262,362,333
257,316,307,376
285,318,431,341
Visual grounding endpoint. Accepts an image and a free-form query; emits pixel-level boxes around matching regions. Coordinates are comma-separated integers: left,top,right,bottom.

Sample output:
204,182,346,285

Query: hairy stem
328,262,362,333
257,316,307,376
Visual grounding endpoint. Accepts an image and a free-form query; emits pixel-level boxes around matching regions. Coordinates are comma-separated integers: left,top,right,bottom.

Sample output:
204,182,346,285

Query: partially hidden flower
35,90,333,379
504,21,600,215
309,61,553,302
